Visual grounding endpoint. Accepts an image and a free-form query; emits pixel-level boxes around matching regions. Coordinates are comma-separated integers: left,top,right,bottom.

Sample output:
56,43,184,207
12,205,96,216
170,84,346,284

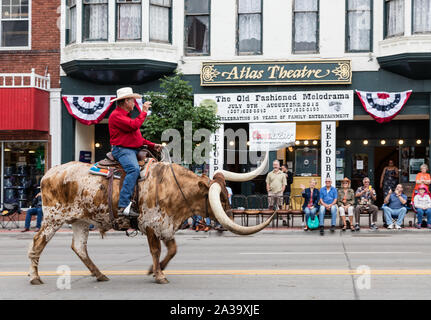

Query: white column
49,89,62,167
108,0,116,42
76,0,82,43
321,121,336,182
75,121,95,163
142,0,150,43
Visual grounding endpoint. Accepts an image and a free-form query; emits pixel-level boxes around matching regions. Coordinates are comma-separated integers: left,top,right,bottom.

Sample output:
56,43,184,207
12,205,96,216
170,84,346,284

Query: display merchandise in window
3,142,46,209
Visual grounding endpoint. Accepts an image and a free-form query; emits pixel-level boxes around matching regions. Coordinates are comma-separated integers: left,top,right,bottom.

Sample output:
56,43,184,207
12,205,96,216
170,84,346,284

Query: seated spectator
382,184,408,230
354,177,378,231
413,184,431,229
412,164,431,200
300,179,320,231
318,178,338,235
192,215,211,232
337,177,355,231
21,189,43,233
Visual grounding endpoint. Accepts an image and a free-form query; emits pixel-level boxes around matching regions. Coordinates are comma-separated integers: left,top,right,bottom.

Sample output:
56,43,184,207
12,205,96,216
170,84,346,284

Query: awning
61,59,178,84
0,88,49,131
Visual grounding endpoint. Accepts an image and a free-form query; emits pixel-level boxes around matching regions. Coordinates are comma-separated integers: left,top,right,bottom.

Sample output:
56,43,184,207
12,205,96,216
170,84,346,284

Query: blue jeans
304,207,317,222
383,206,407,226
416,208,431,225
319,205,337,226
25,207,43,229
112,146,140,208
192,215,211,227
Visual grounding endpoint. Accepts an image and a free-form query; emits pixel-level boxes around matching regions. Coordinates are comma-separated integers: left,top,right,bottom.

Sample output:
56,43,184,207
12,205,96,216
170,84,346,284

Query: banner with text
194,90,353,123
321,121,336,182
249,123,296,151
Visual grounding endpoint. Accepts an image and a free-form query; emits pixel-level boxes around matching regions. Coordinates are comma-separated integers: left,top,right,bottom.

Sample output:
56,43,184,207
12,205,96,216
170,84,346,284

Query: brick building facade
0,0,61,209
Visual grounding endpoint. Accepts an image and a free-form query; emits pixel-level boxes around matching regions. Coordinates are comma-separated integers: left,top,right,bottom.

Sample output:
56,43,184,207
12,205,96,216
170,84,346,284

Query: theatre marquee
200,60,352,86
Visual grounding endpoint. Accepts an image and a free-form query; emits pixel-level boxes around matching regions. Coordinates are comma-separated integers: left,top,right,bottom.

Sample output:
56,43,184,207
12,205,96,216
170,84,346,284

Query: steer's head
198,152,275,235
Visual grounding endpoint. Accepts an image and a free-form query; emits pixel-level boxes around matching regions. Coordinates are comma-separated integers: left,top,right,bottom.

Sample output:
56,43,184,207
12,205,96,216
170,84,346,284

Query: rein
168,162,211,229
162,148,211,229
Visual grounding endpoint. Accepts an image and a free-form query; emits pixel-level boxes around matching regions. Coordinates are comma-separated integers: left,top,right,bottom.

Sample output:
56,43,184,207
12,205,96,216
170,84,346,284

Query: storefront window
294,148,319,176
400,146,428,183
3,141,46,208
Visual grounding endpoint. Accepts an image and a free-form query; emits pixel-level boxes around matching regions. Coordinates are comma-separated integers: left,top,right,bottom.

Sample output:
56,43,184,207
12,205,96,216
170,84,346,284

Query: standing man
382,184,408,229
281,164,294,207
318,178,338,235
266,160,287,210
354,177,378,231
109,87,162,217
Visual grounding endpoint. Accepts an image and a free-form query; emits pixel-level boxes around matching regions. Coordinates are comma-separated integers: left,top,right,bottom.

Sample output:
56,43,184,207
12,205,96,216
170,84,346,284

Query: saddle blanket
89,158,156,180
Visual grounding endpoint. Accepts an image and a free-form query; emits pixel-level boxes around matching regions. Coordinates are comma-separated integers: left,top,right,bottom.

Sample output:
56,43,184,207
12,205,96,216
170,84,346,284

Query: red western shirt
108,107,155,149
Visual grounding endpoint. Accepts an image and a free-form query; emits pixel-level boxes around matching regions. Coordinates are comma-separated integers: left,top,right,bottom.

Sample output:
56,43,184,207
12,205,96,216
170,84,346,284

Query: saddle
89,147,158,231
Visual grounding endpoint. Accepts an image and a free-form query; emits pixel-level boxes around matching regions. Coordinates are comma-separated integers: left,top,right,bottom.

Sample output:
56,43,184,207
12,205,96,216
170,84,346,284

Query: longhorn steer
28,153,273,285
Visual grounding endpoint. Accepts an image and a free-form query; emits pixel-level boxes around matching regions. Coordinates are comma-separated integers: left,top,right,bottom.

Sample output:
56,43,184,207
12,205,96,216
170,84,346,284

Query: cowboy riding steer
27,152,274,285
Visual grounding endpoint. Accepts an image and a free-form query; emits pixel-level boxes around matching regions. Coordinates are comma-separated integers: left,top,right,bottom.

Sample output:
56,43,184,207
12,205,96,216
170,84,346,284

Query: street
1,227,431,300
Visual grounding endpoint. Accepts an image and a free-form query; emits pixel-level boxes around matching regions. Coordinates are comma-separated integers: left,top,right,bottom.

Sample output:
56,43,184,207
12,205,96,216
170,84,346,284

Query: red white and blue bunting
355,90,412,123
62,95,146,125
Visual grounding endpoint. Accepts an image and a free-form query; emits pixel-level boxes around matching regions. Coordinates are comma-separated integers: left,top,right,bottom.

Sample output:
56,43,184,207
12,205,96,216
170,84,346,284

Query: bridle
161,147,212,229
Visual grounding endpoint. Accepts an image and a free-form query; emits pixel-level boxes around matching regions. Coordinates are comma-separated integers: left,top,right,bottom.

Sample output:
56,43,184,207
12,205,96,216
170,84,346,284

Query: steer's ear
198,181,210,193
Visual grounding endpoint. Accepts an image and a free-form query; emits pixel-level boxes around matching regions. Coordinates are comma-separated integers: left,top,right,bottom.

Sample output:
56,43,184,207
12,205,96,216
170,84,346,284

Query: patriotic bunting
355,90,412,123
62,96,146,125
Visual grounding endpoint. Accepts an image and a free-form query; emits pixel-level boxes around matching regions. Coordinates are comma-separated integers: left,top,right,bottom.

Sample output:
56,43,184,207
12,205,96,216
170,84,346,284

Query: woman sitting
413,184,431,229
300,179,320,231
412,164,431,200
337,177,355,231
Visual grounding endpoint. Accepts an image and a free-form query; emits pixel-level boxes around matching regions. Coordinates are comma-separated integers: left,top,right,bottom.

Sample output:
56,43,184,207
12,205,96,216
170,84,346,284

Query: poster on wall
194,90,353,123
409,158,424,182
249,123,296,151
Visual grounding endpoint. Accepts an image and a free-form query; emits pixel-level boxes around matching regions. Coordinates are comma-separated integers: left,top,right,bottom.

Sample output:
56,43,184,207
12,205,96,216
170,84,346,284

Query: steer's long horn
214,151,269,182
208,182,275,235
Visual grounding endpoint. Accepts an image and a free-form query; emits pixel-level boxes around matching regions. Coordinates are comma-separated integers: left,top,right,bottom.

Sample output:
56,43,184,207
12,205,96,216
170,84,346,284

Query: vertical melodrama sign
209,124,224,179
321,122,336,182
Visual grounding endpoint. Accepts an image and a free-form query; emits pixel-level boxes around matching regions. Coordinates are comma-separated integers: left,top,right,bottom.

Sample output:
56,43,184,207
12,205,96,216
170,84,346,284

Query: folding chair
260,195,276,227
231,194,247,226
0,203,21,229
289,195,304,227
245,195,262,226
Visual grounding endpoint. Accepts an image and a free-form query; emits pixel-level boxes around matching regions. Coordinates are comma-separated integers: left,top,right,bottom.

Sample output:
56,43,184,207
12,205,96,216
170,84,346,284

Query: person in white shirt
413,184,431,229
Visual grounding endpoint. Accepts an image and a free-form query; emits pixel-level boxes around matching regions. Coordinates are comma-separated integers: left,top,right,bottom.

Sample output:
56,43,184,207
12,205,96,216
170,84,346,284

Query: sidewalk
0,210,427,234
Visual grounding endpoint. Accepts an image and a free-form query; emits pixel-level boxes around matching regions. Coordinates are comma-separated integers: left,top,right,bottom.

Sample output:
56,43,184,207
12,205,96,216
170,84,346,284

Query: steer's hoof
30,277,44,285
155,278,169,284
96,275,110,282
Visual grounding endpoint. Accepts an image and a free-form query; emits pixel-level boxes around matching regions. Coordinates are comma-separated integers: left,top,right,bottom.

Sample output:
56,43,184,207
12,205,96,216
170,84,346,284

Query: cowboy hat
111,87,142,102
419,184,428,190
342,177,351,184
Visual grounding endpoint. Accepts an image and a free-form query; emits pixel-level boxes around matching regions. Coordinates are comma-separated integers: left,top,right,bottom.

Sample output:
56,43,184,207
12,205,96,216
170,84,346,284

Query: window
150,0,171,43
66,0,76,44
83,0,108,41
413,0,431,33
346,0,372,52
0,0,30,47
385,0,404,38
184,0,210,55
117,0,141,41
3,141,47,209
237,0,262,55
293,0,319,53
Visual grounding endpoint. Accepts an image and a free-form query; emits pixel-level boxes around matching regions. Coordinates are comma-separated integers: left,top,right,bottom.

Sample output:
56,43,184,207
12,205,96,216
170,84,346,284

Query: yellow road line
3,270,431,276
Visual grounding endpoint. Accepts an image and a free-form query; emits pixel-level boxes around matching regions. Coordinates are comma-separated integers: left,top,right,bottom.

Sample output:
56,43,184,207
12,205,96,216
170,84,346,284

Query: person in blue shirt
319,178,338,235
382,184,408,229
